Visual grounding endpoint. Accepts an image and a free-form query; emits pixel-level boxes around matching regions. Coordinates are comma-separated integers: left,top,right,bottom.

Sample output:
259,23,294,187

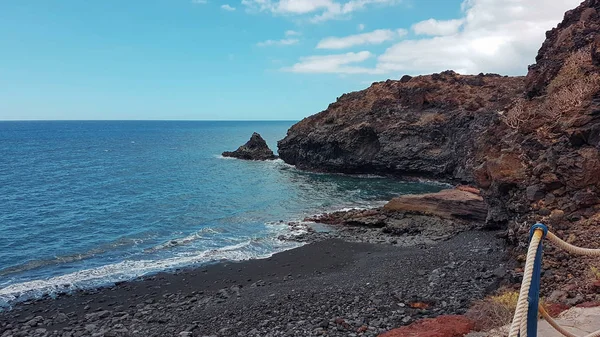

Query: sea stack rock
222,132,277,160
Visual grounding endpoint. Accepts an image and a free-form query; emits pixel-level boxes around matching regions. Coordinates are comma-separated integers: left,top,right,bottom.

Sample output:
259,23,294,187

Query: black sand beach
0,230,507,337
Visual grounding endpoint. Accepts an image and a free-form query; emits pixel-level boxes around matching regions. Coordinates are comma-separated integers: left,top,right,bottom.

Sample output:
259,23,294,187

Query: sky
0,0,583,120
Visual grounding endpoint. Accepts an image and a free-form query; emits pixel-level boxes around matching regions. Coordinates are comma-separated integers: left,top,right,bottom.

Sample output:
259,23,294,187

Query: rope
540,304,600,337
584,329,600,337
508,228,543,337
509,227,600,337
539,304,578,337
546,232,600,256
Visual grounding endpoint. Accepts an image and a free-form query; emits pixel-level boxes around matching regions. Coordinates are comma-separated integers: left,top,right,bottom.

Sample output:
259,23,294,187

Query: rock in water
222,132,277,160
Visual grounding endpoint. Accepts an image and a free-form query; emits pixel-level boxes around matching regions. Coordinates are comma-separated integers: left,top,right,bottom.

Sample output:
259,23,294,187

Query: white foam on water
144,227,225,253
214,155,293,168
414,178,453,187
264,220,311,236
0,237,303,309
324,200,387,213
214,154,236,160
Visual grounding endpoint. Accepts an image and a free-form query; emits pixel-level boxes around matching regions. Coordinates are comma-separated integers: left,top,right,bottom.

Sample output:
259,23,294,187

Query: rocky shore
3,1,600,336
290,187,488,246
277,0,600,299
0,230,507,337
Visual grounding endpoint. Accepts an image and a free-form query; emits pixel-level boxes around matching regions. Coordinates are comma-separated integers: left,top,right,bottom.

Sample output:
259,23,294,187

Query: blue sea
0,121,443,308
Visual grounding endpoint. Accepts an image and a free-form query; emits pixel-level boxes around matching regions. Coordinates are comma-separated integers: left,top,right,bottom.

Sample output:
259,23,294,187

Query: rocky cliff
278,72,524,184
475,0,600,233
279,0,600,295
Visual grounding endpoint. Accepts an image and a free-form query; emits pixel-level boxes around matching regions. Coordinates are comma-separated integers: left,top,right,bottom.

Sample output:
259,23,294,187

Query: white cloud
221,4,236,11
285,0,582,76
358,23,365,31
376,0,582,75
241,0,402,22
285,30,301,36
191,0,208,4
257,38,300,46
284,51,379,74
411,18,464,36
316,29,406,49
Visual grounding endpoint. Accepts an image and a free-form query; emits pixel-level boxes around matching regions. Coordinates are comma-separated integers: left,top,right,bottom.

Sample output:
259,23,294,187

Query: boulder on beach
383,188,488,223
222,132,277,160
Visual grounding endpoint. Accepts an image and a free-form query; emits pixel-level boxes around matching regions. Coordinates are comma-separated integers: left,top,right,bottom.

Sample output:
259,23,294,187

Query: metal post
526,223,548,337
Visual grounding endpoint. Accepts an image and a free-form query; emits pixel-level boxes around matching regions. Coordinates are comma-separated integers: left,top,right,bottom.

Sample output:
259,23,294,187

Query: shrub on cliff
502,47,600,131
466,291,519,331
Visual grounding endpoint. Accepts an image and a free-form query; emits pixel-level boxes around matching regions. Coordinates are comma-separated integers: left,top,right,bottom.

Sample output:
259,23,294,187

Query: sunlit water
0,121,444,308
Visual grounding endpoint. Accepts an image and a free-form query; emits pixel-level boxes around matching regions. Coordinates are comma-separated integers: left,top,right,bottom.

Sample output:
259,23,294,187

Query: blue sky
0,0,580,120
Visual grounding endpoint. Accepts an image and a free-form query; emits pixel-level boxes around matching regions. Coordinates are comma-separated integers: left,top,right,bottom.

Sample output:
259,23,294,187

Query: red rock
456,185,480,195
593,280,600,293
334,318,345,325
378,315,475,337
576,301,600,308
357,326,368,333
409,302,430,309
544,303,571,317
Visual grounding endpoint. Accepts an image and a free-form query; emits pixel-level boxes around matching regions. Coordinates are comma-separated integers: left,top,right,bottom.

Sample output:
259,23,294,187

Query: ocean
0,121,443,308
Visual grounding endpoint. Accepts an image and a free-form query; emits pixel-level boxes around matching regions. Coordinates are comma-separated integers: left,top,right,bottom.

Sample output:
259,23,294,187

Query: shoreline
0,193,444,310
0,230,508,337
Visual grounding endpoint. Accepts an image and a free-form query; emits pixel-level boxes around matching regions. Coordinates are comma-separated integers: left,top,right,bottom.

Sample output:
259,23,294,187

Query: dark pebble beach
0,230,507,337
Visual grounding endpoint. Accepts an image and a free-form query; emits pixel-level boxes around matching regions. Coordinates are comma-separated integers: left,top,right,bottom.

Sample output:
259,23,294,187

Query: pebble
0,231,506,337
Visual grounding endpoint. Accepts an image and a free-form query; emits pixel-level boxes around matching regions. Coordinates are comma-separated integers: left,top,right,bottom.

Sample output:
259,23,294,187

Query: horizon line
0,119,301,122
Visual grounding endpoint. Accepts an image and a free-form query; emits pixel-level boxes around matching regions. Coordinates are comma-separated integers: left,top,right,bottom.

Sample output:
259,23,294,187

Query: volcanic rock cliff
278,72,524,183
279,0,600,287
475,0,600,234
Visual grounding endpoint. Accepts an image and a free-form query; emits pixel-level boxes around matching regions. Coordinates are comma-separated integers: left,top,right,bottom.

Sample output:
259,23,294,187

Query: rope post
526,223,548,337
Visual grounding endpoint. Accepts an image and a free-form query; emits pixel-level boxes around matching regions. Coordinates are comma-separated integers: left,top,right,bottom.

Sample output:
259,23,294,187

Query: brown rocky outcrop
279,0,600,297
476,0,600,244
304,188,484,241
384,188,487,222
278,72,524,183
526,0,600,98
223,132,277,160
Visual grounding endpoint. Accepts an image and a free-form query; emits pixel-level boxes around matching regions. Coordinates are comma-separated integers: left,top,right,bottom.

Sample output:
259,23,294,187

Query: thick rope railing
508,228,543,337
546,232,600,257
509,223,600,337
538,304,577,337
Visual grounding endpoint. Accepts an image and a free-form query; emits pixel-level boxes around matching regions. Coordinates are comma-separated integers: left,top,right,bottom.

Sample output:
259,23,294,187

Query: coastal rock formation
305,188,488,242
222,132,276,160
278,72,524,180
384,188,487,223
279,0,600,297
278,0,600,237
